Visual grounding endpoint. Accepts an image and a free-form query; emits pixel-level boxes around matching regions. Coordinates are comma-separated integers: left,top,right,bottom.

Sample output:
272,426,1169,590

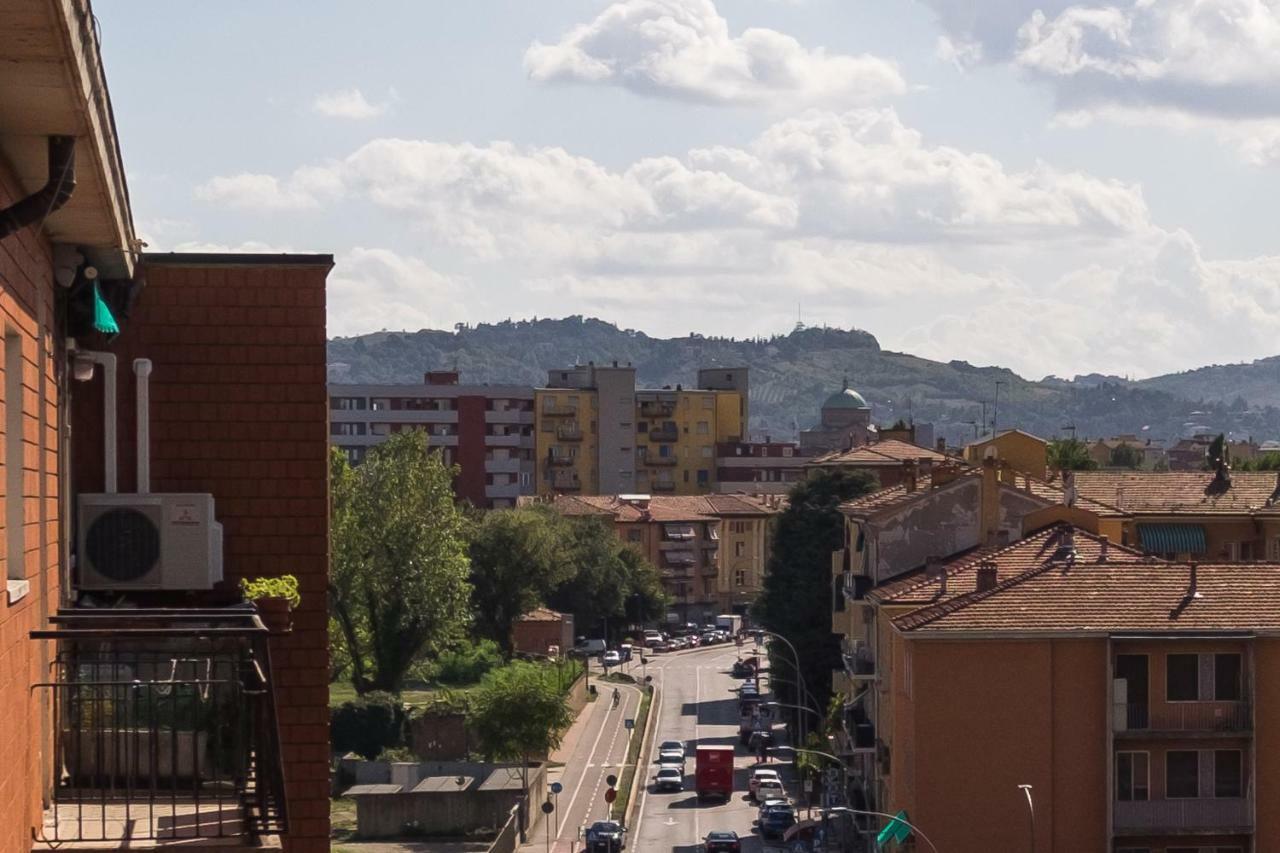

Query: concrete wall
350,763,545,839
593,366,636,495
488,806,521,853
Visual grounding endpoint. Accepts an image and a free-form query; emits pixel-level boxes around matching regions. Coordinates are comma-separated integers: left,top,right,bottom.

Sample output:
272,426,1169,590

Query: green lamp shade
92,282,119,334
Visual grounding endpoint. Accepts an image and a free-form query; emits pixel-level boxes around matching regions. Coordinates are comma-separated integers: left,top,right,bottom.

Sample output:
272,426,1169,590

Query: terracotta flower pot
254,596,293,635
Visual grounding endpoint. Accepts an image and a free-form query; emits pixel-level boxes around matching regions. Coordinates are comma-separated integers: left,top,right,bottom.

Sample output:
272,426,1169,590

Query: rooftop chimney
925,556,947,596
976,561,998,592
1098,535,1109,562
936,437,947,455
903,460,918,493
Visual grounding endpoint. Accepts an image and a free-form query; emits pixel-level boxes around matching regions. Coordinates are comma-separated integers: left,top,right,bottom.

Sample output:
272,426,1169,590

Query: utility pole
993,380,1007,435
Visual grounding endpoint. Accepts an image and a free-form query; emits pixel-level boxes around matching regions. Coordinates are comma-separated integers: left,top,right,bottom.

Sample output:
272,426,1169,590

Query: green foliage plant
238,574,301,607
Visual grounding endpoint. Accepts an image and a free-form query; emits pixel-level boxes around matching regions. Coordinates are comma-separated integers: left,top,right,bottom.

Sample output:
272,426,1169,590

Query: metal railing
556,424,583,441
643,455,678,466
1114,797,1251,833
639,402,675,418
547,454,576,467
1114,702,1251,733
649,427,679,442
842,640,875,678
652,481,676,491
31,609,288,844
540,405,578,418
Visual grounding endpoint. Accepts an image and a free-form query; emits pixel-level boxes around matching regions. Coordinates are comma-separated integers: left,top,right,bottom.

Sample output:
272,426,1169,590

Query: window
735,569,747,586
331,396,367,410
782,446,793,457
1166,751,1199,798
5,334,23,585
1215,654,1242,700
833,575,845,612
519,473,531,488
697,421,710,435
1166,654,1199,701
637,421,648,432
701,446,713,458
1225,541,1241,561
697,469,709,485
1215,750,1242,798
628,529,643,542
735,541,746,558
684,470,689,483
703,396,714,409
1115,752,1149,801
1271,536,1280,561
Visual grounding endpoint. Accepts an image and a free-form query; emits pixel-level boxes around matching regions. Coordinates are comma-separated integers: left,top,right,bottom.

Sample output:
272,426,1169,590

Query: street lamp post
824,807,941,853
1018,784,1035,853
755,629,814,749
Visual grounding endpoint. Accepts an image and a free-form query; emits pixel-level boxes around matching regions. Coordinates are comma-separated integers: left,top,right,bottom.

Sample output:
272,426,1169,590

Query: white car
756,779,786,801
602,650,621,667
654,766,684,792
749,768,781,800
658,747,685,766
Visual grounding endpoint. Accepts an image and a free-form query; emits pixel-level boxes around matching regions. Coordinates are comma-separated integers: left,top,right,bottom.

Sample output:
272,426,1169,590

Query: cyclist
612,688,620,708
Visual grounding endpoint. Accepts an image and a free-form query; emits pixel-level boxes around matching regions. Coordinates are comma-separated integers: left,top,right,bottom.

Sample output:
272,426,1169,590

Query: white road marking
557,692,619,840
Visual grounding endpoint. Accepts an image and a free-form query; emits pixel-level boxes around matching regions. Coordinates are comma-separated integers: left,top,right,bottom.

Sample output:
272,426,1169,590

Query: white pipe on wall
79,351,117,494
133,358,152,496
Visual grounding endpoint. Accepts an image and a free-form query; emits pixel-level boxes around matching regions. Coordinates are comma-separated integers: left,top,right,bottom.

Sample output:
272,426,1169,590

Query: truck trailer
695,745,734,801
715,614,742,635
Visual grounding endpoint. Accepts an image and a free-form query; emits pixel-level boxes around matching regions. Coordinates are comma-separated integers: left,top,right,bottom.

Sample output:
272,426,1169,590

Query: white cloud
524,0,906,106
327,248,462,337
193,165,341,210
312,87,395,120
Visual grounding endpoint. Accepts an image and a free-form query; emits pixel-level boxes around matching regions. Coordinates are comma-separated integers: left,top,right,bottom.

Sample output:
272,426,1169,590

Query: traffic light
604,773,618,803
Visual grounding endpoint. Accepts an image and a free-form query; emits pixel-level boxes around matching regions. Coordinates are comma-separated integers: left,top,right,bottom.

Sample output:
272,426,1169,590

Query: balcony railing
550,475,581,491
30,609,287,845
541,405,578,418
649,427,680,442
1113,797,1252,834
639,401,676,418
1114,702,1251,734
842,639,875,679
643,455,678,466
547,454,576,467
556,424,583,441
652,481,676,491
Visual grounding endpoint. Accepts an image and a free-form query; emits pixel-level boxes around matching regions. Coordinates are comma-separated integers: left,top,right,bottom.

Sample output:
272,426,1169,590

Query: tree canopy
330,432,473,694
1109,442,1142,469
467,660,574,786
753,469,877,715
1047,437,1098,471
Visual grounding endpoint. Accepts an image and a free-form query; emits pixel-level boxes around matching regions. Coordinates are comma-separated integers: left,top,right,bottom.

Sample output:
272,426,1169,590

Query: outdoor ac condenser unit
77,492,224,590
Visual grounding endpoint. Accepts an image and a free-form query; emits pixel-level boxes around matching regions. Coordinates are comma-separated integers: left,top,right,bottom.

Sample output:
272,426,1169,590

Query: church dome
823,383,869,410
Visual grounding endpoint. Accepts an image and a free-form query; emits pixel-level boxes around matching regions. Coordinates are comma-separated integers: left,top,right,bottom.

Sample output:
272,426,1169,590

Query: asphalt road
632,643,792,853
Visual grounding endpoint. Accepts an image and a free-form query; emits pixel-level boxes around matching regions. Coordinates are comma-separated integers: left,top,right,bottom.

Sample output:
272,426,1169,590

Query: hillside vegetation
327,317,1280,445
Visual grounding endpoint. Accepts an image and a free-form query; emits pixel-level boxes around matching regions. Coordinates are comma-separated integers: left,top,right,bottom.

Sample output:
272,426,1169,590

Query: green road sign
876,810,912,846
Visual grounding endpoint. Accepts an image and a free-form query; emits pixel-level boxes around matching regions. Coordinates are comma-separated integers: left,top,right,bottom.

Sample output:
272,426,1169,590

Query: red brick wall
70,256,333,851
511,617,573,656
0,161,63,853
456,395,488,507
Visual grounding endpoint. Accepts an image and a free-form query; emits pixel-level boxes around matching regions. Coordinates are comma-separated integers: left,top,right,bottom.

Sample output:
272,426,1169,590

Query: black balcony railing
31,609,288,845
649,427,680,442
1115,701,1251,733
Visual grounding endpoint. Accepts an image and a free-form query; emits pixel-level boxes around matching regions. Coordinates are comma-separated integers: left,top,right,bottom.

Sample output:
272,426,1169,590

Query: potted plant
239,575,301,634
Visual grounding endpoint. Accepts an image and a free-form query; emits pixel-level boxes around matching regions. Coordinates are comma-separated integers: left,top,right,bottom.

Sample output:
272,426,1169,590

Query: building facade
806,439,949,488
799,380,874,455
545,494,777,622
714,439,810,495
534,364,748,496
329,372,535,507
511,607,574,658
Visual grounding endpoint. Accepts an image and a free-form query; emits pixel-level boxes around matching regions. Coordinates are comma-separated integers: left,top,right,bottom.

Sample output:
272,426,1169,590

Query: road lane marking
557,693,617,841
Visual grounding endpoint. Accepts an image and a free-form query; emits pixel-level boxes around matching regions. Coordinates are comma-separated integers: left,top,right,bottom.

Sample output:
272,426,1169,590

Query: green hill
327,317,1280,446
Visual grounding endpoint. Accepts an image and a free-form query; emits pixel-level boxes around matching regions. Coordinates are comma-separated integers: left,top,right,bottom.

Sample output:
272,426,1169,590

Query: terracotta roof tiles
810,439,949,467
1072,471,1280,515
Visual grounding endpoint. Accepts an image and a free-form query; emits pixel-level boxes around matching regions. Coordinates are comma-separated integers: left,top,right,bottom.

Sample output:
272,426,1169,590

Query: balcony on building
643,453,678,466
639,400,676,418
1113,700,1251,735
1113,796,1252,835
547,451,577,467
649,425,680,442
541,404,578,418
652,480,676,491
1112,646,1252,737
30,609,287,848
842,637,876,680
550,473,581,491
557,423,583,441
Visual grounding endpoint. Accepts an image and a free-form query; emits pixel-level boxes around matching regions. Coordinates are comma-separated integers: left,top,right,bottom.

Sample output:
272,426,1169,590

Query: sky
99,0,1280,381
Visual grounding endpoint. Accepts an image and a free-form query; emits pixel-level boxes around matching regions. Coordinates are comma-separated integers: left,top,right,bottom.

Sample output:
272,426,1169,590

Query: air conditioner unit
77,493,223,590
77,491,224,591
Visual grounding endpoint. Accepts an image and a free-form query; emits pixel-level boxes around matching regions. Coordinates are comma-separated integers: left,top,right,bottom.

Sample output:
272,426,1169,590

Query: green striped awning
1137,523,1207,555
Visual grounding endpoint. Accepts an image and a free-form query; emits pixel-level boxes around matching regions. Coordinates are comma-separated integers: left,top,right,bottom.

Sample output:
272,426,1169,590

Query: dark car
731,659,756,678
703,830,741,852
585,820,625,852
759,804,797,839
748,730,775,753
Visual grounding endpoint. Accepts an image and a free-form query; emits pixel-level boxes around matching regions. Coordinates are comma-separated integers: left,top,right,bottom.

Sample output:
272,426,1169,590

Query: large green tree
753,469,877,718
467,660,574,795
330,433,473,694
1109,442,1142,469
1047,437,1099,472
468,505,574,652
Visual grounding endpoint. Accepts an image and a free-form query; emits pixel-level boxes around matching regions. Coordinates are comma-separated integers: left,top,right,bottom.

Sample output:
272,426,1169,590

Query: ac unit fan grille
85,508,161,582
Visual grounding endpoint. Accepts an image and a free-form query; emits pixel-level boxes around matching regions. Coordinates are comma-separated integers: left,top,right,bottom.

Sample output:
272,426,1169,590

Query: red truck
695,745,734,801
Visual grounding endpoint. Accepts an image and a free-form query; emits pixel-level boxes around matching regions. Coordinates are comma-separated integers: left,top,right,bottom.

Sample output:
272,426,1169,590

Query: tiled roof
810,439,949,467
548,494,777,523
894,525,1280,634
838,468,1125,518
518,607,567,622
1071,471,1280,515
963,429,1047,449
873,525,1147,607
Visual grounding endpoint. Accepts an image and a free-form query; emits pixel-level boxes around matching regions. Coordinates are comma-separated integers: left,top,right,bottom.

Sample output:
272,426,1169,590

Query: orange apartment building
545,494,777,623
1,4,330,851
876,525,1278,853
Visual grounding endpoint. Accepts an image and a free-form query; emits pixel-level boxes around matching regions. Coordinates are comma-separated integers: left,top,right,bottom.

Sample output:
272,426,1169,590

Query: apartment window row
1167,653,1241,702
1116,749,1243,801
331,422,366,436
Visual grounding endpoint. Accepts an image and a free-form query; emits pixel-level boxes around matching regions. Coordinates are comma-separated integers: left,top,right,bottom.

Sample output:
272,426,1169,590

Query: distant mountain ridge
327,317,1280,445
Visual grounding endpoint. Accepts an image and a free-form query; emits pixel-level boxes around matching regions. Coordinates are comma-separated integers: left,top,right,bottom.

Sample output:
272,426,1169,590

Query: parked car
703,831,741,853
731,659,755,678
602,650,621,667
749,768,780,800
585,820,626,852
658,745,686,766
654,765,684,792
755,779,786,802
701,632,718,645
757,798,788,822
618,643,633,662
643,630,664,648
758,803,796,839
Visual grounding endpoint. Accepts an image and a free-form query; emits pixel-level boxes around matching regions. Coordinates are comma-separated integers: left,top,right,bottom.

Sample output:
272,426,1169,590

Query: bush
435,639,504,685
331,691,406,760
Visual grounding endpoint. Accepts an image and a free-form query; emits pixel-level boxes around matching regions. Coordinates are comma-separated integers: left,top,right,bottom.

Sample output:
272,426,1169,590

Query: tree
467,660,574,796
1109,442,1142,469
1047,437,1098,471
752,469,877,719
468,505,574,652
330,433,473,694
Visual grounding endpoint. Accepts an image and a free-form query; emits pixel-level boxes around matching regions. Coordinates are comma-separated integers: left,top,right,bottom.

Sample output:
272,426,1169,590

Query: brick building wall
0,154,63,853
456,395,488,506
70,254,333,851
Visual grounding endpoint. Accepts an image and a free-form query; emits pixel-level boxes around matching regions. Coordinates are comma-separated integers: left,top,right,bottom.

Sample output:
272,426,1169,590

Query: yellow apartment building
534,363,749,496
